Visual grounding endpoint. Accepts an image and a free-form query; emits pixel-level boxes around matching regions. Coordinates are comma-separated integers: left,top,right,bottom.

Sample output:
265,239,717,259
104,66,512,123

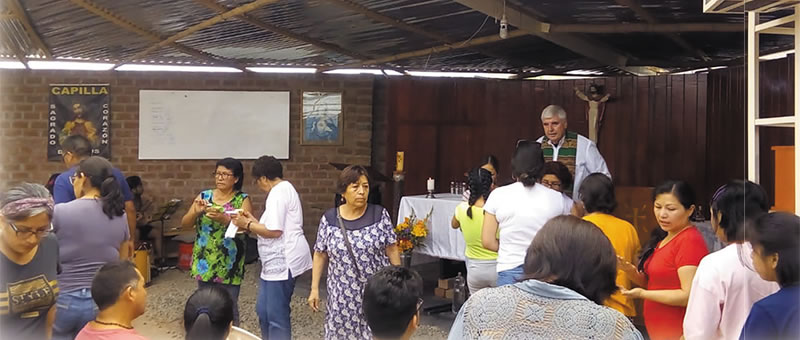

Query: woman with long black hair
451,167,497,293
618,180,708,340
52,156,131,340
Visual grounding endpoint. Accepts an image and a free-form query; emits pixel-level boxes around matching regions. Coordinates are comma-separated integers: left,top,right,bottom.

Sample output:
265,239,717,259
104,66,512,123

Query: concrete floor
134,260,455,339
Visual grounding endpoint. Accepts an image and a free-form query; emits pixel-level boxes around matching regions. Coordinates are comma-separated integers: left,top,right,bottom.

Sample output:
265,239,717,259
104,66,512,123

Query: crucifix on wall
574,85,611,144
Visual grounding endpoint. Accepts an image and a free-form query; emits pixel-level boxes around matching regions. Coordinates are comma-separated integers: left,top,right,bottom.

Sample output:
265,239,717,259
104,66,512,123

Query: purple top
53,199,129,293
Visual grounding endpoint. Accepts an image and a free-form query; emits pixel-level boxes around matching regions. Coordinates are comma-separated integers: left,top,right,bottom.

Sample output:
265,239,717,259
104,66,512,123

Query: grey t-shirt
0,234,59,340
53,199,129,293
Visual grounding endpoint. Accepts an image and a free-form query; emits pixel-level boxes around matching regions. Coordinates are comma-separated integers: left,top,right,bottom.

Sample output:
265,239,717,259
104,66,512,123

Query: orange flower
411,223,427,238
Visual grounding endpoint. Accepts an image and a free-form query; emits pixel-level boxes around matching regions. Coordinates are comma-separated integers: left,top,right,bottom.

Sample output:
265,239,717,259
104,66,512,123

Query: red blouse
643,226,708,340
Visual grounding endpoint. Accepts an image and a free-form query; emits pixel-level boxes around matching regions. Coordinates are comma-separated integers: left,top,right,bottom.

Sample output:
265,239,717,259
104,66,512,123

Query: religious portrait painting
301,91,343,145
47,84,111,160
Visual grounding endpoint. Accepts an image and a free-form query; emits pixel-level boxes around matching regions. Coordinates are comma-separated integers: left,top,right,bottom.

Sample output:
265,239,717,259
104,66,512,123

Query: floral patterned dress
190,190,248,285
314,204,397,340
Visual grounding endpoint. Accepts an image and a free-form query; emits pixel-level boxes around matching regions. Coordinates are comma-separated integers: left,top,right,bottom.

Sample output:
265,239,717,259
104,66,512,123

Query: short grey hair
0,183,54,222
541,105,568,121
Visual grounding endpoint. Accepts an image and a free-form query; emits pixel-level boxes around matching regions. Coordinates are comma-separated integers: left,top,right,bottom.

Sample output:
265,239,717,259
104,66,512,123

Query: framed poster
301,91,343,145
48,84,111,160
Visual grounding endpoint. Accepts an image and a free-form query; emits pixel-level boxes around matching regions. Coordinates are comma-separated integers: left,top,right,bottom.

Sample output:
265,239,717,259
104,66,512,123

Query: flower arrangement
395,207,433,254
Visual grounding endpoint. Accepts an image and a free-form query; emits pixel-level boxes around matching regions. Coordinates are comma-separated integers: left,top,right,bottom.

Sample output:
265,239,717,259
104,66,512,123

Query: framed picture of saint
301,91,343,145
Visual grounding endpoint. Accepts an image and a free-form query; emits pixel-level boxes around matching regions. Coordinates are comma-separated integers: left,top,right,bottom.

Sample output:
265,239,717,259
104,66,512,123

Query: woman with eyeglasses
617,180,708,340
52,156,131,340
683,181,778,340
181,157,252,326
0,183,58,340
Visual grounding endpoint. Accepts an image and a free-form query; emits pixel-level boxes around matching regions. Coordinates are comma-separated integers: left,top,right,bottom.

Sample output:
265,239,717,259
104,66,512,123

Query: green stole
541,131,578,177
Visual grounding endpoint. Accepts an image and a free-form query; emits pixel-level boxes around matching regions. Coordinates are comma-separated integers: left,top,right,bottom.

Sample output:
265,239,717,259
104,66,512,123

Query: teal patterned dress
190,190,248,285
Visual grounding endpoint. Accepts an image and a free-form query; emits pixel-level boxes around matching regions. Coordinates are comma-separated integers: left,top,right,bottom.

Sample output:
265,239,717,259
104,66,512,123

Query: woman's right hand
192,198,207,214
617,255,638,274
308,290,320,312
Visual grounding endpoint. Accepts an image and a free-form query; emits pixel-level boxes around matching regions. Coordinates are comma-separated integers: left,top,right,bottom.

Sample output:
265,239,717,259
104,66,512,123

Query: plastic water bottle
452,272,466,313
450,181,455,194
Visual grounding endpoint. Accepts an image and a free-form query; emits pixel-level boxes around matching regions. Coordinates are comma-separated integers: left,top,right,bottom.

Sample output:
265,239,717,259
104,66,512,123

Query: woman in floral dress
308,165,401,339
181,158,252,326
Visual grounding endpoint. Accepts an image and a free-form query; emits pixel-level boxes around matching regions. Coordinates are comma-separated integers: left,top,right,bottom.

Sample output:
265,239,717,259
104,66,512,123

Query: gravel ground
134,263,450,340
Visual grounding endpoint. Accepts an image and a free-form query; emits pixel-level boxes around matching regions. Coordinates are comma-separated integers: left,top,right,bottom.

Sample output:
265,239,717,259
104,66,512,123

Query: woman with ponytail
52,156,131,340
451,167,498,294
183,286,234,340
481,140,575,286
617,180,708,340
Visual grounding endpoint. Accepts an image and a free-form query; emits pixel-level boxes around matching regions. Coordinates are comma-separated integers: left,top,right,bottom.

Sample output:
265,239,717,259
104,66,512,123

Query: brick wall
0,69,374,241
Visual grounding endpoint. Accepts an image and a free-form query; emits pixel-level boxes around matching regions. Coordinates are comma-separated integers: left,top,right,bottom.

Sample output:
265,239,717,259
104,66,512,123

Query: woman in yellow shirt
451,168,498,294
578,173,641,317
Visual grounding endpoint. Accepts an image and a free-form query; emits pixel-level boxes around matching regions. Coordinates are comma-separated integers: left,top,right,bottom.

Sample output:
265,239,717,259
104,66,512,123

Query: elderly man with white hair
535,104,611,198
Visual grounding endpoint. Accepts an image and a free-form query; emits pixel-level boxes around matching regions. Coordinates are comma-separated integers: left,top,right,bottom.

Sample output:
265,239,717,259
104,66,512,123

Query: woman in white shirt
682,180,778,340
482,140,573,286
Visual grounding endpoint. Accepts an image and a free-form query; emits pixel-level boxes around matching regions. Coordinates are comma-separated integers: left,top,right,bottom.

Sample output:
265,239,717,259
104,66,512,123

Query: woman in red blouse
618,180,709,340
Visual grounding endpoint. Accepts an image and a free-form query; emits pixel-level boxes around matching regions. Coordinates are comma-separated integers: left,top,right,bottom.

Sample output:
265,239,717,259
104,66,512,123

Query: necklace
93,319,133,329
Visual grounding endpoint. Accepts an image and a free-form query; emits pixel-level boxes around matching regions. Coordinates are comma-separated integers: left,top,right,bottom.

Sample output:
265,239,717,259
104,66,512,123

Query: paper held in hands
223,209,244,239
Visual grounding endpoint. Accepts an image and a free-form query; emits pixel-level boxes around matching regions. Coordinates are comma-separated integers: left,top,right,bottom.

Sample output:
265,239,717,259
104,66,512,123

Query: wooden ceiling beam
115,0,279,67
6,0,51,58
69,0,243,69
453,0,650,74
319,29,529,71
324,0,524,66
549,22,744,33
194,0,370,61
614,0,710,61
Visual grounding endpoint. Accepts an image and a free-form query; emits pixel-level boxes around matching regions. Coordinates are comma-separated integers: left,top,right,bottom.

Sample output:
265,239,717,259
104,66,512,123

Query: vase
400,252,413,268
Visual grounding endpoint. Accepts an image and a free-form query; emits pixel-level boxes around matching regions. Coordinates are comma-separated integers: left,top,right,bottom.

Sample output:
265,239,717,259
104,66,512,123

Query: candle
396,151,404,172
427,178,435,191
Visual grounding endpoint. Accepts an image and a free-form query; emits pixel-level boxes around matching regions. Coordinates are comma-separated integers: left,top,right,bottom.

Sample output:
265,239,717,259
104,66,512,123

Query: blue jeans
256,271,296,340
496,264,524,286
197,281,241,326
53,289,98,340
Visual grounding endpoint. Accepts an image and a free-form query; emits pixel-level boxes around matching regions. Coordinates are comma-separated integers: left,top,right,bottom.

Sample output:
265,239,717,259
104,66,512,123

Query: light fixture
406,71,516,79
760,50,794,60
246,67,317,73
0,61,26,69
28,60,114,71
566,69,604,76
116,64,242,73
323,69,384,75
499,14,508,39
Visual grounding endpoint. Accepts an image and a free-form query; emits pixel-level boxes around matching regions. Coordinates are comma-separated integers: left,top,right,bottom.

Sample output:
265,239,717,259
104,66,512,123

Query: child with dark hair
451,167,498,293
75,261,148,340
578,173,640,317
739,212,800,340
683,181,778,340
363,266,424,340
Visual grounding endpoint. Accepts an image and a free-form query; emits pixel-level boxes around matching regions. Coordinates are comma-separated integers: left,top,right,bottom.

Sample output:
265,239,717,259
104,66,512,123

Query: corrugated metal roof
0,0,791,73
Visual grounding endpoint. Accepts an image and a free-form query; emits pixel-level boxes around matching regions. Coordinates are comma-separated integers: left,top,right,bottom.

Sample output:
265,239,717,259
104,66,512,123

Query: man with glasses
535,105,610,199
362,266,424,340
52,135,136,245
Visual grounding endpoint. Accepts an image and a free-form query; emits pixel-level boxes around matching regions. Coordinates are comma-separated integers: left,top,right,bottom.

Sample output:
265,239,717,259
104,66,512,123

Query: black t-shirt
0,234,59,340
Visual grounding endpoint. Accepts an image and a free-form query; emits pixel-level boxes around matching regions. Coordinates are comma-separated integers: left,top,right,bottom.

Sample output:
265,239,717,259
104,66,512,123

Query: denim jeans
256,271,296,340
197,281,241,326
53,288,98,340
496,264,524,287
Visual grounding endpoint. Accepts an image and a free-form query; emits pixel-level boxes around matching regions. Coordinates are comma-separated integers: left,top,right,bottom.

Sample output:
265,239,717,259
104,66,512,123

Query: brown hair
522,215,618,304
337,165,369,194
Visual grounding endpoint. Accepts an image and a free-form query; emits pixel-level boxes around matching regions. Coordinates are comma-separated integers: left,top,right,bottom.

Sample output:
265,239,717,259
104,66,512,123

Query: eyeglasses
68,173,81,185
6,220,53,238
541,179,562,189
212,172,234,179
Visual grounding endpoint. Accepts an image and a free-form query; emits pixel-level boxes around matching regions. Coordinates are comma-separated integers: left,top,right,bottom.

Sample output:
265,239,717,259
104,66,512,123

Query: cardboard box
434,287,447,298
445,289,454,299
438,277,455,290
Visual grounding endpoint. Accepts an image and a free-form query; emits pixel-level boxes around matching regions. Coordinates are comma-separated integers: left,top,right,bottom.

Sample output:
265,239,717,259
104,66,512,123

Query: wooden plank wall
706,58,795,208
385,73,714,212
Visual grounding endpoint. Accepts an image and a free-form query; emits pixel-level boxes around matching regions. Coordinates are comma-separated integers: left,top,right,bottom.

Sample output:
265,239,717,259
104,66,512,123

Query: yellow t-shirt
454,202,498,260
583,212,641,316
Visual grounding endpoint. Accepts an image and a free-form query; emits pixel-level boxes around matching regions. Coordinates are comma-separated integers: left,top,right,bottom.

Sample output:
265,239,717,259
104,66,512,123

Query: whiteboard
138,90,290,159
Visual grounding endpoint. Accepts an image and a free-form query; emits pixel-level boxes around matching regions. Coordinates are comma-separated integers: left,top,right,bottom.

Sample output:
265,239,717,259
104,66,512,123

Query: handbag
336,208,363,277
